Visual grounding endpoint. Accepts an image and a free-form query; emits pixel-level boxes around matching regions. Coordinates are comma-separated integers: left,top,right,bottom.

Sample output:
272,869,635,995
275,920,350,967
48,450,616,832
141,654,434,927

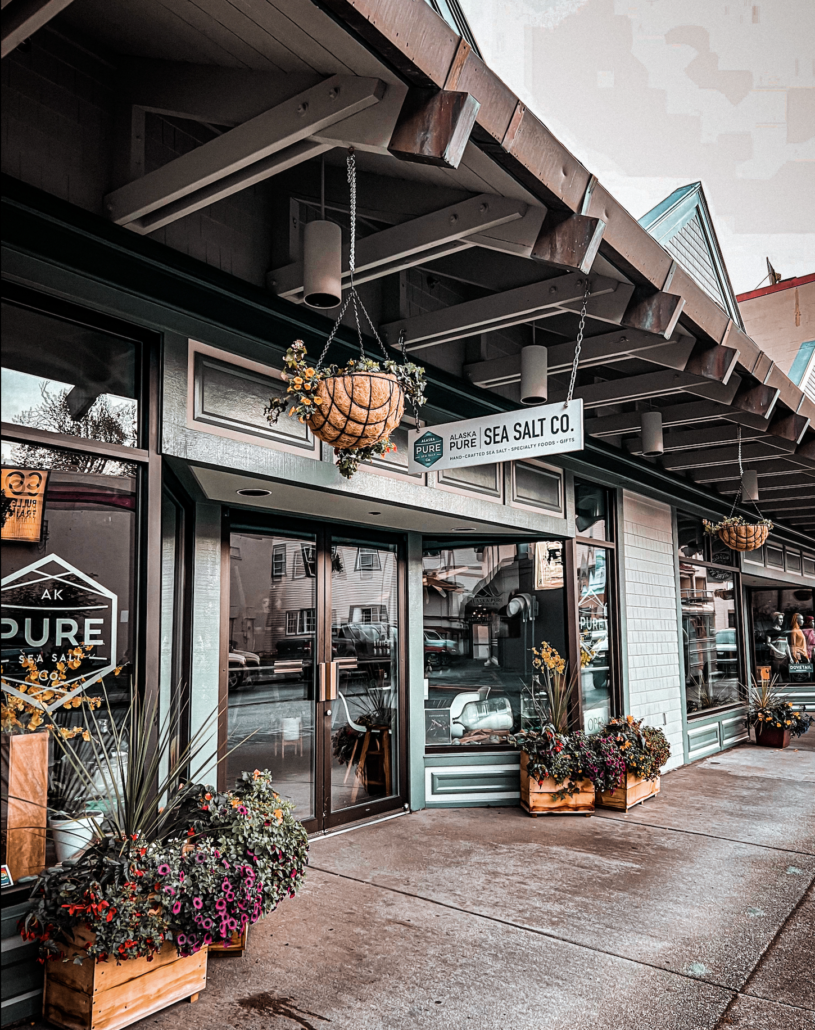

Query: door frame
219,508,410,833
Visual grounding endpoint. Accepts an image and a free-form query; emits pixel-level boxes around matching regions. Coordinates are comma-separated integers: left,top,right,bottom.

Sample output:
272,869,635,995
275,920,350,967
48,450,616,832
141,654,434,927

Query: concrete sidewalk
100,739,815,1028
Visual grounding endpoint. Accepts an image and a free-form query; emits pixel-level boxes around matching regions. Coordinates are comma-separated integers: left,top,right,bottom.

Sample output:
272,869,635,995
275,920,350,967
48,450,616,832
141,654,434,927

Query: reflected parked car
714,629,738,679
424,629,460,666
228,648,260,689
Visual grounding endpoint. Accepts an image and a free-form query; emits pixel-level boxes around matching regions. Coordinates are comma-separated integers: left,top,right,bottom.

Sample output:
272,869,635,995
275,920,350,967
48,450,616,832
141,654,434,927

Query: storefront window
423,541,566,747
749,588,814,684
577,543,613,732
677,528,742,713
2,301,140,449
575,479,612,540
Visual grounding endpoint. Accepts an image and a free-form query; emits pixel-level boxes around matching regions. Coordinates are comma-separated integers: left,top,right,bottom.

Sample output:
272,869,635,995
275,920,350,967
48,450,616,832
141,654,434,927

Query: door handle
318,662,338,702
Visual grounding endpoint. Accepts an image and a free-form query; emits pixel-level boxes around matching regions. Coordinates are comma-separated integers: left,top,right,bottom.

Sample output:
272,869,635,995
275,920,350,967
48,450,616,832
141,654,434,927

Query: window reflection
576,543,612,732
679,563,741,713
422,542,566,747
2,302,139,450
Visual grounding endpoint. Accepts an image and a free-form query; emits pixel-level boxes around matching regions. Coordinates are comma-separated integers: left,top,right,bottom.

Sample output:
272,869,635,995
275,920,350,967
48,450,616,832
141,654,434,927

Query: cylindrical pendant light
640,410,664,456
741,468,759,502
520,345,548,405
303,219,342,309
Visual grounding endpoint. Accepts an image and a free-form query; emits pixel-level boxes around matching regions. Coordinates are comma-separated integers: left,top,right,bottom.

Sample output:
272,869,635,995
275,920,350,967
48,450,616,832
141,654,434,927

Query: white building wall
621,491,684,771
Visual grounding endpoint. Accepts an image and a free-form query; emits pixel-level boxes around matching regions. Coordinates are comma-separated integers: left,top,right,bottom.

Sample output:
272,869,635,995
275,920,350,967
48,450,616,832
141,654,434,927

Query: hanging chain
317,148,391,369
565,279,591,406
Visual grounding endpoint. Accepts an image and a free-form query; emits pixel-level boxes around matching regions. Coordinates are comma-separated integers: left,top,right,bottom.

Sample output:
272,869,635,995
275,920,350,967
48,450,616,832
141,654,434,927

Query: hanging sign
1,468,50,543
408,399,583,474
1,553,118,712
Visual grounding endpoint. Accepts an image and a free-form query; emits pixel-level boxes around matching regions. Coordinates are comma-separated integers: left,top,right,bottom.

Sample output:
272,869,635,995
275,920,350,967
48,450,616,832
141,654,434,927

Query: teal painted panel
1,902,29,939
1,951,42,1001
430,771,518,795
721,713,748,748
424,753,521,768
1,989,43,1027
687,721,720,759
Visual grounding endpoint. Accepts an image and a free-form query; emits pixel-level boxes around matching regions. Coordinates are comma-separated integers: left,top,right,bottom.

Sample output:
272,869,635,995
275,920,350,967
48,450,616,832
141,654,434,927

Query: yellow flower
293,376,303,387
313,396,323,404
305,368,315,378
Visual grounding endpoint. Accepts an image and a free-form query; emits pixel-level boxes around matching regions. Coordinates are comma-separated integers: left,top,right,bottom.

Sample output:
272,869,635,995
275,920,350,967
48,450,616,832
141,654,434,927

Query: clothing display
790,614,809,662
803,616,815,661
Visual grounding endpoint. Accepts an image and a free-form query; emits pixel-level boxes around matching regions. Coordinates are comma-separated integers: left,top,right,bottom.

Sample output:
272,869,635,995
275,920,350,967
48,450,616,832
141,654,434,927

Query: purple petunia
215,899,226,912
177,934,186,945
157,864,171,876
194,852,205,864
172,901,182,914
163,886,176,896
193,897,203,909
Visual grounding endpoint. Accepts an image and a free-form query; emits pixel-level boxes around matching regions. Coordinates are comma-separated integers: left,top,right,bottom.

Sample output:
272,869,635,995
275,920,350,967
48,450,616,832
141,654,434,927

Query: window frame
677,553,746,719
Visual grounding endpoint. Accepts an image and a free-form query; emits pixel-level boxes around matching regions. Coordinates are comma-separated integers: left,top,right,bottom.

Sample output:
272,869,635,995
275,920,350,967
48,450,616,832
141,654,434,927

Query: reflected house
1,0,814,958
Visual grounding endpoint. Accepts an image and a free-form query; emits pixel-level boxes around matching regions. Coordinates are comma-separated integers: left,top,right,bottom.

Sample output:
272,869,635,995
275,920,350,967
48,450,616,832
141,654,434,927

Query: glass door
226,524,403,832
328,536,400,819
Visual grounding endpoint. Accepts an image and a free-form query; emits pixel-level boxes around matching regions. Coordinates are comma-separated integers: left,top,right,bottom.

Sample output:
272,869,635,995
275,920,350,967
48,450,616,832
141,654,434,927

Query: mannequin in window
802,616,815,661
767,611,792,672
790,613,808,662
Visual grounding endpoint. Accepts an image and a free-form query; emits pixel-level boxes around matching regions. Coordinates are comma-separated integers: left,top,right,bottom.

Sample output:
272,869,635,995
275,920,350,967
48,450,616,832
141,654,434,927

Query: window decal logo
1,554,118,712
413,430,444,468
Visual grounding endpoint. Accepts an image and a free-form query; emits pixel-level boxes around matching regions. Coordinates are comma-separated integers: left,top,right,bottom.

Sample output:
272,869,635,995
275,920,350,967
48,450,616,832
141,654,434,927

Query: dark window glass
2,443,138,862
679,562,741,714
2,302,139,449
422,542,566,748
575,480,611,540
576,543,614,732
677,513,706,561
750,588,814,685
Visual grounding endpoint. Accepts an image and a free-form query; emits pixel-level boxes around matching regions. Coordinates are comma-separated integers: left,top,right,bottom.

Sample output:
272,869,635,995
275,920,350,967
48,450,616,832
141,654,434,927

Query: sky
465,0,815,295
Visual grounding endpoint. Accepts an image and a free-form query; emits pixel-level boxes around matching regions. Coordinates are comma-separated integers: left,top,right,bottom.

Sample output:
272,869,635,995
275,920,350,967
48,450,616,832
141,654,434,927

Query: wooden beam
268,193,529,300
585,401,740,438
731,380,780,419
624,424,770,456
464,328,687,388
768,411,810,445
621,287,685,339
719,477,815,495
104,76,386,231
388,88,480,169
690,460,803,483
662,440,796,472
547,369,740,410
683,340,740,385
384,271,620,351
1,0,73,58
530,213,606,274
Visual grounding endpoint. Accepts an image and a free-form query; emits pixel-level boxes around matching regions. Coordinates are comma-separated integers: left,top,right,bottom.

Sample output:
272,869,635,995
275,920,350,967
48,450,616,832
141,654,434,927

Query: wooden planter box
44,928,206,1030
209,924,248,956
520,754,594,816
754,725,791,749
596,772,660,811
1,731,48,880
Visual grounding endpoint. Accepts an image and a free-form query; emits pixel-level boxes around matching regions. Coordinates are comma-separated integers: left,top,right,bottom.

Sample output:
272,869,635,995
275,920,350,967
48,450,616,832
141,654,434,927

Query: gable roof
639,182,743,329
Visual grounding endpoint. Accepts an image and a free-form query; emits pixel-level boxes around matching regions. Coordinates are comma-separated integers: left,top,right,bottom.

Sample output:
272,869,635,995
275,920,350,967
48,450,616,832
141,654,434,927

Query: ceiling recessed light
368,511,382,516
237,488,271,497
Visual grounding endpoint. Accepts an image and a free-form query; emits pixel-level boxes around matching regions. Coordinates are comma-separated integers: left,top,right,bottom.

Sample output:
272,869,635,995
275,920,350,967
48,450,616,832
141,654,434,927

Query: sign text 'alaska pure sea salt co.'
408,399,584,474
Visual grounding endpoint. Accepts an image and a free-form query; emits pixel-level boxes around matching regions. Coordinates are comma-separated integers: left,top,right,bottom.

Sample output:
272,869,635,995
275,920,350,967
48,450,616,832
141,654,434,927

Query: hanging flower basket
265,343,424,478
309,370,404,450
264,150,425,479
704,516,773,552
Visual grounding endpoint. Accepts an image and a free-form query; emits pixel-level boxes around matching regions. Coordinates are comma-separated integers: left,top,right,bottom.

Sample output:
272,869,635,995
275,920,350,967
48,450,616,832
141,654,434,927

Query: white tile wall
621,491,684,770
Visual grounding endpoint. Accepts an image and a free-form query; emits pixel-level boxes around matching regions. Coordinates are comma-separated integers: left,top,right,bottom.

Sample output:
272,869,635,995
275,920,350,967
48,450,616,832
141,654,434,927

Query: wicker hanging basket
308,372,405,450
717,524,769,552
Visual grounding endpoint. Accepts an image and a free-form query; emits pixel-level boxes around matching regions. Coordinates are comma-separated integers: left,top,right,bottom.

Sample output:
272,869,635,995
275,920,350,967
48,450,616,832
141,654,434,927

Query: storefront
2,0,814,901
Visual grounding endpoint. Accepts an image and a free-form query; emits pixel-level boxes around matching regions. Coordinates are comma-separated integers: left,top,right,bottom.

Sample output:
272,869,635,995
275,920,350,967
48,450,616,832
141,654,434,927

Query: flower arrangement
514,727,624,801
265,340,426,479
1,646,104,735
703,515,773,535
746,676,813,740
21,771,308,964
596,716,671,782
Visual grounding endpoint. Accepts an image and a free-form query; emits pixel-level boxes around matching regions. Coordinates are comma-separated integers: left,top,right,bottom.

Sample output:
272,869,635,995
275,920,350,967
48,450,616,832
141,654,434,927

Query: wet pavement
59,736,815,1029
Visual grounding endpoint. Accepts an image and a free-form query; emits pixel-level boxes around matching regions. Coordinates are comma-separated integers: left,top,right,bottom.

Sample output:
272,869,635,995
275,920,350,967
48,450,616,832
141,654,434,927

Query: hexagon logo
1,553,118,713
413,430,444,468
